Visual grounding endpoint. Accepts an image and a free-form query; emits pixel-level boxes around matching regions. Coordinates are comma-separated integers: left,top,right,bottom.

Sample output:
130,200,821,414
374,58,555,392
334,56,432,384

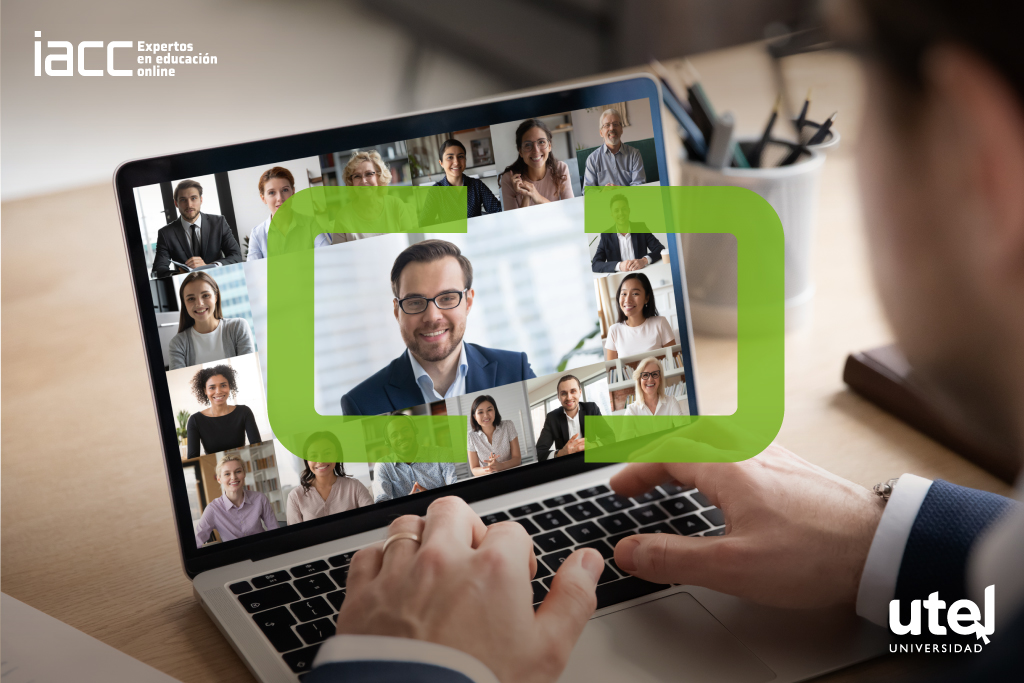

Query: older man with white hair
583,108,647,187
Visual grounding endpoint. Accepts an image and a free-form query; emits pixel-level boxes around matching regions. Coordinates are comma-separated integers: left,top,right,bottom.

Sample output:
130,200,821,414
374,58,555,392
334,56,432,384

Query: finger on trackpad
561,592,775,683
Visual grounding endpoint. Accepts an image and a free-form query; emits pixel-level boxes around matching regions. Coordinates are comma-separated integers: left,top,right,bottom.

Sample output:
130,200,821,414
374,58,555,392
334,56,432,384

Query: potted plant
176,410,190,458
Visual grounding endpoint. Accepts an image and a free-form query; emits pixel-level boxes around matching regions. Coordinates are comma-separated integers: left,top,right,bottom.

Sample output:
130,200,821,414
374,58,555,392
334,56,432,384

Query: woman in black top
186,364,261,458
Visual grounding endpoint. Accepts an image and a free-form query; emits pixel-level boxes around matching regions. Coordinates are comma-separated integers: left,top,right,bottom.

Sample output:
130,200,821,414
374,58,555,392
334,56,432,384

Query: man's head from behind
598,108,623,148
174,180,203,224
837,0,1024,460
391,240,475,364
556,375,582,415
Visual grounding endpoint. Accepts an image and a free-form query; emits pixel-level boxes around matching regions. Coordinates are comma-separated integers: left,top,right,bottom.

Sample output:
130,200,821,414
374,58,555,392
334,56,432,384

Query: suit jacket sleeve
591,234,619,273
535,414,557,462
308,635,499,683
215,218,242,265
340,392,363,416
521,352,535,380
894,480,1015,604
152,228,174,278
643,232,665,264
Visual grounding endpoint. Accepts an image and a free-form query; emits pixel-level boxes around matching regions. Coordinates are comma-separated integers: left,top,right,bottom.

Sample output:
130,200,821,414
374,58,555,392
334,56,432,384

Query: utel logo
33,31,132,76
890,585,995,644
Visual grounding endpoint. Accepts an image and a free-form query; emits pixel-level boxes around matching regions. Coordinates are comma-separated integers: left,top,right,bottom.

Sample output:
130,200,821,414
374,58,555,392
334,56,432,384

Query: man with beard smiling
372,416,459,502
583,108,647,187
535,374,605,461
340,239,536,415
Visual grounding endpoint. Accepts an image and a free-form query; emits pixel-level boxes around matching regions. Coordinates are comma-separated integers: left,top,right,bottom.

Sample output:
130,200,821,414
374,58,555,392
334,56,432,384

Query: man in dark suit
151,179,242,278
591,194,665,273
341,239,534,415
535,374,603,461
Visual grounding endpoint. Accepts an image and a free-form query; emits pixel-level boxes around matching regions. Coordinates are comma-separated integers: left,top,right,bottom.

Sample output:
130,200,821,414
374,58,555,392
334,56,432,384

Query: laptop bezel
113,73,699,579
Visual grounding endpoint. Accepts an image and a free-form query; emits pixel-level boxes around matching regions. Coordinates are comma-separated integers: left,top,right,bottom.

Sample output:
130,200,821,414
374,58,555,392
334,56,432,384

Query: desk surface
1,44,1013,683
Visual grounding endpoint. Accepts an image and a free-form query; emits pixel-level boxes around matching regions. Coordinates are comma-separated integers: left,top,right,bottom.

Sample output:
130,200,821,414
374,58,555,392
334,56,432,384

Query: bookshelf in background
603,344,687,412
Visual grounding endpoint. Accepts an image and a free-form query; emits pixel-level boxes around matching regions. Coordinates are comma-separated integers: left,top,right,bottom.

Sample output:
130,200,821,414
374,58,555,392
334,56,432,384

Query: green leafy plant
176,410,190,444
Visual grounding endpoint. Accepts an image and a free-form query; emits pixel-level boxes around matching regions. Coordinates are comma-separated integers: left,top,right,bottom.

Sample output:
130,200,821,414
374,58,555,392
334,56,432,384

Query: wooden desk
1,44,1013,682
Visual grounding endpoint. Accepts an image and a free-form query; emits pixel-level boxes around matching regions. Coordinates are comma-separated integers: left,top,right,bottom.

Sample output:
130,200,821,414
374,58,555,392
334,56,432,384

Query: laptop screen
118,76,696,567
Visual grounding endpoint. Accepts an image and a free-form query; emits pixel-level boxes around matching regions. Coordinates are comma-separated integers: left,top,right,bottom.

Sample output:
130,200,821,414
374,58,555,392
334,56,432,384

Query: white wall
571,98,655,150
448,381,536,471
227,156,323,256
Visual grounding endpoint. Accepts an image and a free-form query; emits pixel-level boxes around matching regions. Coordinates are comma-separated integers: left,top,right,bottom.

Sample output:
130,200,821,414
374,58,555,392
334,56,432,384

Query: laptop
114,74,888,683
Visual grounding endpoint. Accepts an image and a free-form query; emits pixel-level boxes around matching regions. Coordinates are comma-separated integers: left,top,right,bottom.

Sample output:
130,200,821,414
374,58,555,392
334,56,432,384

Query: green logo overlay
265,185,783,465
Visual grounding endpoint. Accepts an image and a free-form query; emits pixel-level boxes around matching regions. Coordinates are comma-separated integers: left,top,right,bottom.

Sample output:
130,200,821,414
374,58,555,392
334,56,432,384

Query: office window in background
583,375,611,416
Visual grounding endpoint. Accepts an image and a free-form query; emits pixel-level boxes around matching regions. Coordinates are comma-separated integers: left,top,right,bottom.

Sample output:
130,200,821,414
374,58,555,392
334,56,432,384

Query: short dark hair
300,432,347,491
556,374,582,394
438,139,467,161
390,239,473,298
191,364,238,404
174,179,203,202
610,194,629,209
616,272,659,323
469,395,502,432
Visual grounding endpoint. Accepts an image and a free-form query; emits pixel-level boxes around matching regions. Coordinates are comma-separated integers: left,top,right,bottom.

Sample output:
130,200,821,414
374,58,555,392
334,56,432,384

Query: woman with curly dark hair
185,364,261,459
286,432,373,525
498,118,574,210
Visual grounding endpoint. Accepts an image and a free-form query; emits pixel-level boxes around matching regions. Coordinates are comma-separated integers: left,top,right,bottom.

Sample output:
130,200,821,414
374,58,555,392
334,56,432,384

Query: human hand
409,482,427,494
564,435,585,455
338,497,604,682
604,182,615,187
185,256,207,268
610,444,884,609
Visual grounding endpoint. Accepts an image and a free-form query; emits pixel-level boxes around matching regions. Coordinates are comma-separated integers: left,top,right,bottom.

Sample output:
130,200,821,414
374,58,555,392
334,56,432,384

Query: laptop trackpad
561,592,775,683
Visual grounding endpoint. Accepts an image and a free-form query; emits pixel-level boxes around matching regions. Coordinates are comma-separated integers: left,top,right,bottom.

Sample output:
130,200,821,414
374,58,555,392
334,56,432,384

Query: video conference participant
604,272,675,360
466,395,521,476
340,239,536,415
246,166,295,261
193,453,278,547
321,151,412,246
372,416,458,503
623,357,684,416
583,108,647,187
535,375,603,461
499,119,575,210
152,179,242,278
186,364,262,459
168,271,255,370
420,139,502,224
591,194,665,273
286,432,373,525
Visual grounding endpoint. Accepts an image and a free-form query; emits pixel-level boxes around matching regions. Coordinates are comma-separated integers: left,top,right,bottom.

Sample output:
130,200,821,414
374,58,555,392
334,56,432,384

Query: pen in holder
678,138,826,335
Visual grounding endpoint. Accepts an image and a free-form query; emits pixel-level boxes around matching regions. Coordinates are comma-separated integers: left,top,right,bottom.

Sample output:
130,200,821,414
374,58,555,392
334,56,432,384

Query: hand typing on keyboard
609,443,885,609
335,497,605,682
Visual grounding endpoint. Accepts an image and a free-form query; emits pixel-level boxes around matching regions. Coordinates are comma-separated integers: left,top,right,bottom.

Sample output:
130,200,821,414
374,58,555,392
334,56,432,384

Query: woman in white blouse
466,395,521,477
621,357,687,439
604,272,676,360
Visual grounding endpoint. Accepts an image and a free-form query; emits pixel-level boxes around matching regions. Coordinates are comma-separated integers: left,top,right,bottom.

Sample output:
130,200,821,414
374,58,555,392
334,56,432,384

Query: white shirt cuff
856,473,933,626
312,634,500,683
615,261,623,272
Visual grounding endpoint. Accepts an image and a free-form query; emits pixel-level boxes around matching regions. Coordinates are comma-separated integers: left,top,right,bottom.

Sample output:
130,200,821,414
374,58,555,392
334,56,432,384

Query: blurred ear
925,46,1024,268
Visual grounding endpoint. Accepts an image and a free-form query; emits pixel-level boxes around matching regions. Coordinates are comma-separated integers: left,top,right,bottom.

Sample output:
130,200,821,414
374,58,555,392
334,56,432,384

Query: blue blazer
340,343,535,415
591,226,665,273
308,661,472,682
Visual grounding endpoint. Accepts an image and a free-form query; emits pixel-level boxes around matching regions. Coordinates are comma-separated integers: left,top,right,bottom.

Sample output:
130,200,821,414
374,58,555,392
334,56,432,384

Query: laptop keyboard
229,481,725,680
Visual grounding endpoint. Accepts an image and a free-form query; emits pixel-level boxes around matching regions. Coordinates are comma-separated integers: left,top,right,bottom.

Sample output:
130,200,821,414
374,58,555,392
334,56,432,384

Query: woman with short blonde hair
193,452,279,547
343,150,393,186
624,356,685,417
324,150,413,245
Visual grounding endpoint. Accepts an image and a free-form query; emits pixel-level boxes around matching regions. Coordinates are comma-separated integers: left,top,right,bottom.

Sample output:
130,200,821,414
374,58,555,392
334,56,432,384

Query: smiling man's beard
402,319,466,363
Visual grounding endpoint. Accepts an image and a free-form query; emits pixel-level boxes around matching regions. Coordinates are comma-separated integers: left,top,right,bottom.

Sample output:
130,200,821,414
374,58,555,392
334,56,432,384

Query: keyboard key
325,590,346,610
509,503,544,518
513,517,541,535
532,509,572,531
576,539,614,559
290,597,332,622
595,576,670,610
296,618,334,645
329,566,349,589
564,501,602,522
328,551,355,567
628,504,668,525
565,521,604,544
660,497,698,517
658,482,694,496
543,493,578,508
482,511,510,525
533,559,551,580
704,528,726,536
691,491,712,507
631,490,665,505
702,508,725,527
577,484,610,498
239,583,301,613
283,645,322,673
540,549,573,574
229,581,252,595
294,573,336,598
252,606,300,652
607,532,635,549
671,513,710,536
597,512,637,535
534,530,573,553
290,560,329,579
638,522,676,535
251,571,291,589
595,494,634,513
532,581,548,605
599,562,621,585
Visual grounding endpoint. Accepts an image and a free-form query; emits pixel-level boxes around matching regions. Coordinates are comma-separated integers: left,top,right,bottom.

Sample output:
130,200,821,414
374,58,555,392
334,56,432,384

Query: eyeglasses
520,139,550,152
396,289,467,314
601,121,623,130
640,371,661,381
350,170,378,182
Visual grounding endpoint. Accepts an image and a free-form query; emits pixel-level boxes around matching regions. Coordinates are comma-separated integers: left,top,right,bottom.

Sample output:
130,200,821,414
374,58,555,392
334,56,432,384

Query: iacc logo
33,31,133,76
889,585,995,652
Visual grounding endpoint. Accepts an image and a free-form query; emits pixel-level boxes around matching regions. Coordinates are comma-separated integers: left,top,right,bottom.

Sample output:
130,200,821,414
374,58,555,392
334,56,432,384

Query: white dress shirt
614,233,649,271
565,408,581,442
408,343,469,404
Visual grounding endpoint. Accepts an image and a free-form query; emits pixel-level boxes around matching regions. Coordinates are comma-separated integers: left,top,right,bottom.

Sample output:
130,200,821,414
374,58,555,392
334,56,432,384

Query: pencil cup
677,142,825,335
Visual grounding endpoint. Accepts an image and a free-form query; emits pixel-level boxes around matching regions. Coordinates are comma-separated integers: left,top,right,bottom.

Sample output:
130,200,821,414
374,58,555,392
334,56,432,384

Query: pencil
806,112,837,145
795,88,812,130
751,95,781,167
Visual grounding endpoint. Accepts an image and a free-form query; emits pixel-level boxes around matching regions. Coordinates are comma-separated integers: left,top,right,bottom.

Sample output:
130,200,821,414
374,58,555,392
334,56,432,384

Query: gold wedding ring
382,531,421,555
